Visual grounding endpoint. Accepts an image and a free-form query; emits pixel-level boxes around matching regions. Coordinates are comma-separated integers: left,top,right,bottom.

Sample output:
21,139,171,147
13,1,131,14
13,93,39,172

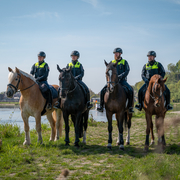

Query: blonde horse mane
17,69,36,82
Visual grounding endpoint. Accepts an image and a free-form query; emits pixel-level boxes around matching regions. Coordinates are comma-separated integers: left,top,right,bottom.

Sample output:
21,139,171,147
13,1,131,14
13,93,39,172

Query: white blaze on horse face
108,70,113,89
8,71,17,83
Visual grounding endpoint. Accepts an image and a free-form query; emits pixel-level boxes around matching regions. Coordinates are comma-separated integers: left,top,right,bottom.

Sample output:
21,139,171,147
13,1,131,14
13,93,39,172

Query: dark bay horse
104,60,133,150
6,67,63,145
143,74,167,152
57,65,89,147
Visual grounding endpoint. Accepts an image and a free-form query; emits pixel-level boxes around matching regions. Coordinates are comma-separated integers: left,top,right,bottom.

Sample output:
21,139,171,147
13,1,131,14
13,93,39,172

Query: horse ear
104,60,108,66
67,66,72,72
57,64,62,73
15,67,20,74
8,67,13,72
113,60,118,67
163,77,167,83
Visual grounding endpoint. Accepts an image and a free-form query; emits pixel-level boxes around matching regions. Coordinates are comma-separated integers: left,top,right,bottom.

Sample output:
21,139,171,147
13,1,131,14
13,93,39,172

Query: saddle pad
49,85,58,99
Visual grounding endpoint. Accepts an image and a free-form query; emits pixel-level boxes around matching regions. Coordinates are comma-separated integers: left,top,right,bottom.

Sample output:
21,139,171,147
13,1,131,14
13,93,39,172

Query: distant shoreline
0,104,19,108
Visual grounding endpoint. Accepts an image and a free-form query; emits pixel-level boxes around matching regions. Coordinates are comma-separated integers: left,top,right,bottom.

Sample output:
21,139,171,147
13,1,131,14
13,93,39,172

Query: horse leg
54,109,63,141
83,110,89,144
21,112,30,145
144,113,152,152
74,113,82,147
150,120,155,146
116,112,125,150
35,114,43,144
126,113,131,145
63,112,70,145
46,112,56,141
106,110,113,150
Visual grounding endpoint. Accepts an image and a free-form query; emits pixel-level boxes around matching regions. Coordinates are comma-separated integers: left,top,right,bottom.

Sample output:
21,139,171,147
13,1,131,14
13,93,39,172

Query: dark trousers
138,83,170,106
100,80,133,108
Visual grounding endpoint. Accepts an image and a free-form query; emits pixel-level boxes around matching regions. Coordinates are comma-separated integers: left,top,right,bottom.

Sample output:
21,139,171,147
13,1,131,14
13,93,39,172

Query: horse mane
17,69,36,82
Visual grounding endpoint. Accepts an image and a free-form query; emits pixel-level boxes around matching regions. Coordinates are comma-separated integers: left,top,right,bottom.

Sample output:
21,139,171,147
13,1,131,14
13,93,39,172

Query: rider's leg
46,88,52,110
97,85,107,112
164,85,173,111
54,87,61,109
77,80,93,109
135,83,146,111
120,80,134,113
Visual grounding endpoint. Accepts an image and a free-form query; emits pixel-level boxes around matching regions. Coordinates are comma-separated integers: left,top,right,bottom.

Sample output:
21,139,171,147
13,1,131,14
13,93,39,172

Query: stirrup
128,107,134,113
53,101,60,109
135,103,142,111
166,104,173,111
47,103,52,110
97,106,103,112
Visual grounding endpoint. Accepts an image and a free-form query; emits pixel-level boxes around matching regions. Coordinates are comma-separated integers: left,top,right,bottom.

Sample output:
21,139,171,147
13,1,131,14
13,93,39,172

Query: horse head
149,75,167,107
57,64,74,98
6,67,21,98
104,60,118,93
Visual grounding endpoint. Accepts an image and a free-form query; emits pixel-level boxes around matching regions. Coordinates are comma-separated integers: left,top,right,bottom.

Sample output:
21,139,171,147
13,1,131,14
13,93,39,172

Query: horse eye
15,78,18,81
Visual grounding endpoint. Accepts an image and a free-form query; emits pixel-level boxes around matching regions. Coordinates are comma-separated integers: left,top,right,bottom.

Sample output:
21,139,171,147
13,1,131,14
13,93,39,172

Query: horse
143,74,167,152
56,65,89,147
104,60,133,150
6,67,63,145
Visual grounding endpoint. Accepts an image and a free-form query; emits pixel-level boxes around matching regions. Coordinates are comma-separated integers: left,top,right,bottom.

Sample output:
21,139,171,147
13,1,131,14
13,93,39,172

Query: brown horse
6,67,63,145
104,60,133,150
143,74,167,152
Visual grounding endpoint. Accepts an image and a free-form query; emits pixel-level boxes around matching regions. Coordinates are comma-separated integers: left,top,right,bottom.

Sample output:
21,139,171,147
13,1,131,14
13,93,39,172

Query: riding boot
128,91,134,114
135,91,143,111
86,92,93,110
97,88,106,112
54,88,61,109
46,89,52,110
165,92,173,111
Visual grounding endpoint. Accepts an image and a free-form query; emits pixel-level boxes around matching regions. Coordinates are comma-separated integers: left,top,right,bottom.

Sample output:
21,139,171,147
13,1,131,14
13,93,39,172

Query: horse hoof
119,145,124,151
23,141,30,146
126,142,130,145
82,141,86,145
65,143,70,146
150,141,155,146
116,142,120,146
107,146,112,150
144,146,149,152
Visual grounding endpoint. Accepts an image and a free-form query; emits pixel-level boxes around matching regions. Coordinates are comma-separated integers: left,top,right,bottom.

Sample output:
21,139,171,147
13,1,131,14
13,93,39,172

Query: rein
7,73,36,93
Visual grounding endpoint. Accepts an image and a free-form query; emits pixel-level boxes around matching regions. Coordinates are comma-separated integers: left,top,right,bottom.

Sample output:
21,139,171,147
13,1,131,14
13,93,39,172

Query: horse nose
6,89,13,97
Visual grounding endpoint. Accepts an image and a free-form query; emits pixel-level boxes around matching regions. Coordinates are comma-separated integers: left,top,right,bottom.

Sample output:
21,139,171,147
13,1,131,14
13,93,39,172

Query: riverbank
0,115,180,179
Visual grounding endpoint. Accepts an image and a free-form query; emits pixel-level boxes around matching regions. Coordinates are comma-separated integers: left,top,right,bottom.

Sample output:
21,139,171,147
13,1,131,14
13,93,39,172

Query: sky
0,0,180,93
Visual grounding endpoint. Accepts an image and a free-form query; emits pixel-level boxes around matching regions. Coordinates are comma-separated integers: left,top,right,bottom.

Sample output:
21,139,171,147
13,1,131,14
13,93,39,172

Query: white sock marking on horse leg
117,134,120,144
23,131,30,145
126,128,130,143
83,131,86,144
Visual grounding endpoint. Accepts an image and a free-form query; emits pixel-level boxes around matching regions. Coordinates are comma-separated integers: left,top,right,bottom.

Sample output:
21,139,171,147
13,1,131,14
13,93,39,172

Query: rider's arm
158,62,165,78
36,64,49,81
30,64,35,75
141,64,149,83
75,64,84,80
118,60,130,80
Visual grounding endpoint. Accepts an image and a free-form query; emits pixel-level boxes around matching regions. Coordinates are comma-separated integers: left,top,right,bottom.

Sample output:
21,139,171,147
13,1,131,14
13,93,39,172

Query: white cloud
13,12,60,19
81,0,98,8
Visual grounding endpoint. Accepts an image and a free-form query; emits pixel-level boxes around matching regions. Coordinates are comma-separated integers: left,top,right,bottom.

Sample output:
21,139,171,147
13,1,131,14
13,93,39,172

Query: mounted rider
66,50,93,110
30,51,52,110
135,51,173,111
97,47,134,113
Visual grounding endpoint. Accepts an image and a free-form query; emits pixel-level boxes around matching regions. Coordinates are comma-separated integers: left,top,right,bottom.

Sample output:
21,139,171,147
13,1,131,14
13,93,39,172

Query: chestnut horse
104,60,133,150
143,74,167,152
6,67,63,145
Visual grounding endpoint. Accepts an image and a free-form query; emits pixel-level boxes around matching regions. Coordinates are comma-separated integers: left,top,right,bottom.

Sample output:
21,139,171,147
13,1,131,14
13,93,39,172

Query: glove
75,76,79,80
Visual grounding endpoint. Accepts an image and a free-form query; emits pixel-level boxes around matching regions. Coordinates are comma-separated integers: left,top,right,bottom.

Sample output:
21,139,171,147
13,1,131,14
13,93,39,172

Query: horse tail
124,112,127,130
53,109,63,137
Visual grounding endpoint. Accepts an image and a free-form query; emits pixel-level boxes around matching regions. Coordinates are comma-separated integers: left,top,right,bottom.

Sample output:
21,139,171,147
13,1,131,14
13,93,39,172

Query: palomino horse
104,60,133,150
143,74,167,152
6,67,63,145
57,65,89,147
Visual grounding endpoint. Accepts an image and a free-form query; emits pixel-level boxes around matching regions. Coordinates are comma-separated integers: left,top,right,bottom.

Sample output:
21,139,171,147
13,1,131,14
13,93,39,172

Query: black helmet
70,50,80,58
38,51,46,58
147,51,156,57
113,47,123,54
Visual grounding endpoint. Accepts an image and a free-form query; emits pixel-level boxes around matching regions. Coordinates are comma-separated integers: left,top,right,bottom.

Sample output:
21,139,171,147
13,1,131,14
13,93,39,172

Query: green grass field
0,113,180,179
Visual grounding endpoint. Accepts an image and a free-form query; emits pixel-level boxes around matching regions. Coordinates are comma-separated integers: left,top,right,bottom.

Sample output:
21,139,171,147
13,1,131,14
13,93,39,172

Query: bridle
147,81,163,101
7,73,36,93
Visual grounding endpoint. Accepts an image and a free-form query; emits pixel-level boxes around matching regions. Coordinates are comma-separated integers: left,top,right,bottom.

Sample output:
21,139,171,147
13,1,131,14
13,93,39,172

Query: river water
0,108,115,131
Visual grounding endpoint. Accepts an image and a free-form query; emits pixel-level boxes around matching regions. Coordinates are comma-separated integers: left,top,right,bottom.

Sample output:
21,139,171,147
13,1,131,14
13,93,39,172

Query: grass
0,114,180,179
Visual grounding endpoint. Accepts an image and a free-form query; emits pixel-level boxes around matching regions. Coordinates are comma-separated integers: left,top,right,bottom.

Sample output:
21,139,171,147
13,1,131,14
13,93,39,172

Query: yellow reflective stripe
146,62,158,70
68,62,81,68
35,62,46,68
112,59,125,65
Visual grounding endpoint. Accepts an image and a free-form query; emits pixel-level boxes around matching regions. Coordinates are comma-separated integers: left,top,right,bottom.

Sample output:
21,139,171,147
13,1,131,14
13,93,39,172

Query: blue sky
0,0,180,93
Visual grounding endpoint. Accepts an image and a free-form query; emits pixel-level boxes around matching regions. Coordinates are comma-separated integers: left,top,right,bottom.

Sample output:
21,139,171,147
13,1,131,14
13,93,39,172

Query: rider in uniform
97,47,134,113
66,50,93,110
135,51,173,111
30,51,52,110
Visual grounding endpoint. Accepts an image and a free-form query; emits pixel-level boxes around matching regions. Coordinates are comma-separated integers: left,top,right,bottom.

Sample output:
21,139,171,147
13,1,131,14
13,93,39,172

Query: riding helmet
38,51,46,58
70,50,80,58
147,51,156,57
113,47,123,54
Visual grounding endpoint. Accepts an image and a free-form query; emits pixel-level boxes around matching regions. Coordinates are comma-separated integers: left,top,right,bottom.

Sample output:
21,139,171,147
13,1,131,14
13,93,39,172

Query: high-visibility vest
35,62,46,68
112,59,125,65
68,61,81,68
146,62,158,70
